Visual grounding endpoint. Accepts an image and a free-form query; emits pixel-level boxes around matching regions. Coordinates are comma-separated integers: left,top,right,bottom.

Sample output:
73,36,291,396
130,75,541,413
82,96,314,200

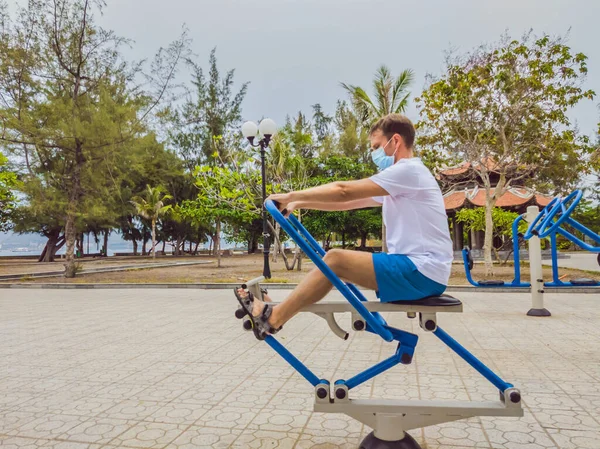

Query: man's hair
370,114,415,149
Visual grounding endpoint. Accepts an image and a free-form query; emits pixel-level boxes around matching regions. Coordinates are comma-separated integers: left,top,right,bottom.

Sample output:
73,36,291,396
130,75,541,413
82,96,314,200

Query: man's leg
242,249,378,330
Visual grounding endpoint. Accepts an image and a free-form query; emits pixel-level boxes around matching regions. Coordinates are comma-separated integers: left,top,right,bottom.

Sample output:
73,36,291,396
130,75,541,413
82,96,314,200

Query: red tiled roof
439,158,505,177
444,187,554,211
441,163,472,176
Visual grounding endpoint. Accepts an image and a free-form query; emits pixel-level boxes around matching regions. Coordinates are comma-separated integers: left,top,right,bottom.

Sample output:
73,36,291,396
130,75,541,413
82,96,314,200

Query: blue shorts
372,253,446,302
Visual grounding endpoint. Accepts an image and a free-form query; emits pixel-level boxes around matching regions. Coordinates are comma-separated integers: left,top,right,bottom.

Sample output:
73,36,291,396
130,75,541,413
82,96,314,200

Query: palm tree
341,65,414,127
341,65,415,252
131,185,173,259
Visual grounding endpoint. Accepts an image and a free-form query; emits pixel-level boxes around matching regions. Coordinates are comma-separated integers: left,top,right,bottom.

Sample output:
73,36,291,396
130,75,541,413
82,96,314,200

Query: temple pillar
474,230,485,250
451,217,464,251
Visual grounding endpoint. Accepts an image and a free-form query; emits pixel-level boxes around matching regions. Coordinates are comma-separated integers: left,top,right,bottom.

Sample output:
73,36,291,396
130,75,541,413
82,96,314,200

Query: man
235,113,453,340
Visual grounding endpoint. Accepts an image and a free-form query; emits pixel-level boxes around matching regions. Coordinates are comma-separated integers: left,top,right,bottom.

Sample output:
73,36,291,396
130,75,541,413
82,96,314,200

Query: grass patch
264,278,289,283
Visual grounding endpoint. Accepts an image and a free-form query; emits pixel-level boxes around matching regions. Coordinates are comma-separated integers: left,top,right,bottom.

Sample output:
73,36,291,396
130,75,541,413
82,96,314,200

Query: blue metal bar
344,353,402,390
344,325,418,389
288,213,388,326
433,326,512,392
461,249,479,287
347,283,387,327
265,201,394,342
548,233,565,286
564,217,600,246
264,336,321,387
512,216,524,286
287,214,389,324
288,214,327,257
557,227,600,252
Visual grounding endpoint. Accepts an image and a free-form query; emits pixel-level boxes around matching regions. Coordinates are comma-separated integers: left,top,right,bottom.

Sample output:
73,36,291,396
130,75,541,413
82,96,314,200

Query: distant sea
0,248,119,257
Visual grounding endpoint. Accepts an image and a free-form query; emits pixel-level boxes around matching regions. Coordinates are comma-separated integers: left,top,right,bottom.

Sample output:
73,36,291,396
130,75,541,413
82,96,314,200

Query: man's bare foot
236,288,280,328
236,288,267,317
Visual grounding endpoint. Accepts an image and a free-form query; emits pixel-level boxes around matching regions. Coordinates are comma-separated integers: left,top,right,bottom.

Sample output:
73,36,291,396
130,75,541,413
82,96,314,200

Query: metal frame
243,200,524,448
525,190,600,288
462,214,530,288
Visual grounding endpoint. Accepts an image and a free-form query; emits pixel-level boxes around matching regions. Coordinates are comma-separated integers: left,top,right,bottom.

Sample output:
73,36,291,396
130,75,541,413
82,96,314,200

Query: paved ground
543,252,600,273
1,289,600,449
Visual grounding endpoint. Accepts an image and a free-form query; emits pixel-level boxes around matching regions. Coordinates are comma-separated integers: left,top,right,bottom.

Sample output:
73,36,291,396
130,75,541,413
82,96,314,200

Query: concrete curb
0,261,213,281
1,283,599,293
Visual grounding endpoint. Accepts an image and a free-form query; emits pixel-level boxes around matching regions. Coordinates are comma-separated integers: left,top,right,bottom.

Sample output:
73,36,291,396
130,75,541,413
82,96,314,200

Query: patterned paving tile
193,404,260,430
105,421,186,448
8,414,88,439
231,429,300,448
168,425,241,448
146,402,212,425
0,437,101,448
57,417,131,444
247,407,311,433
3,289,600,449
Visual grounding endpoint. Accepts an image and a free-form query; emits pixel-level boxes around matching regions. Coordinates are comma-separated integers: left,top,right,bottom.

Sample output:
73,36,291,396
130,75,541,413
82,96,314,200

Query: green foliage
570,198,600,236
0,151,17,231
185,165,260,222
456,207,525,239
301,156,382,245
417,33,595,194
131,185,173,223
166,48,248,169
0,0,187,269
417,32,595,273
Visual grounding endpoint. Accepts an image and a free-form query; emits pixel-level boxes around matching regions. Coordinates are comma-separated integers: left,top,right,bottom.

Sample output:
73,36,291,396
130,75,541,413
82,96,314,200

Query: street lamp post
242,118,277,279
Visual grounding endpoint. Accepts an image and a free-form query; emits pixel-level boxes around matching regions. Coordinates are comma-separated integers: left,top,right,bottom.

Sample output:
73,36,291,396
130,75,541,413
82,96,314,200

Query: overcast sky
92,0,600,137
10,0,600,137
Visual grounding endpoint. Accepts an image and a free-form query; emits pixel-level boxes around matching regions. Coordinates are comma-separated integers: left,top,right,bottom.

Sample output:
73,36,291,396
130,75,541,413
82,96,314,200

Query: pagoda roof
438,158,513,179
444,187,553,212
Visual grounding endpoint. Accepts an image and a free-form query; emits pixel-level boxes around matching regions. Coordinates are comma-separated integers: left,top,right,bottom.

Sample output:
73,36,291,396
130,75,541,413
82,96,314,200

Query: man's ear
396,134,406,150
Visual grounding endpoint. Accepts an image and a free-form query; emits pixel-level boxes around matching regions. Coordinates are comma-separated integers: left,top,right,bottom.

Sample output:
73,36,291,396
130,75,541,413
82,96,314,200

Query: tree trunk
194,241,200,255
162,240,166,254
271,222,281,262
296,210,303,271
342,232,346,249
133,239,138,256
483,199,495,276
103,229,109,256
76,233,84,258
151,219,156,259
39,229,63,263
64,212,78,277
64,159,82,277
360,232,367,249
483,175,505,276
142,237,148,256
216,219,222,268
52,236,65,261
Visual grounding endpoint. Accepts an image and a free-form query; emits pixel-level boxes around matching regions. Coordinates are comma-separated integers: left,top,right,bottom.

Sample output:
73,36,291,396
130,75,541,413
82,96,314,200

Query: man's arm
290,198,382,211
289,179,388,203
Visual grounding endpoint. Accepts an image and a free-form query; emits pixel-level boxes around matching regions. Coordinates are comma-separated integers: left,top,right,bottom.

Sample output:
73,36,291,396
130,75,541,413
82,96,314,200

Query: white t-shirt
370,157,453,286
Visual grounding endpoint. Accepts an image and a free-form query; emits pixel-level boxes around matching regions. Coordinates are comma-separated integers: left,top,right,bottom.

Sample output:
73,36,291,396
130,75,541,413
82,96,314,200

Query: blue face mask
371,138,396,171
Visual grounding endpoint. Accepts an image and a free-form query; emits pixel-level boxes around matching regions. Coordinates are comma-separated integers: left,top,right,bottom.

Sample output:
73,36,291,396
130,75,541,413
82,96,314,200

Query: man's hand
266,193,292,214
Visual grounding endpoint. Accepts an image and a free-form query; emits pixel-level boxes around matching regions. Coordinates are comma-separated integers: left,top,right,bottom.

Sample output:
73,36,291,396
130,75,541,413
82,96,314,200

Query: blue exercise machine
461,213,530,287
236,200,523,449
525,190,600,287
463,190,600,289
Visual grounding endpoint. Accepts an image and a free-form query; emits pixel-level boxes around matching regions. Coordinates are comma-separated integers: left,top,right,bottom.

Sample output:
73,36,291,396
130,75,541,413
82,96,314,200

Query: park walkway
1,289,599,448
